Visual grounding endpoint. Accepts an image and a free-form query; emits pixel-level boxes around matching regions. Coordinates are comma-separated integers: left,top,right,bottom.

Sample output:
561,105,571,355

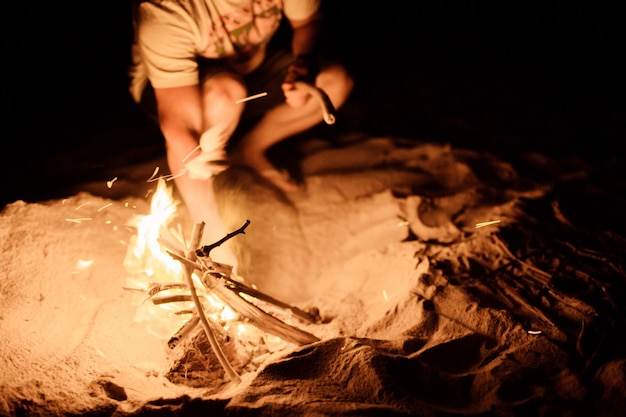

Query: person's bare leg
231,64,354,190
167,73,246,264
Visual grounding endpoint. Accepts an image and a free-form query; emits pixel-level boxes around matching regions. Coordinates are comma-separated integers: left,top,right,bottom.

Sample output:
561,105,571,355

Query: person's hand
281,54,319,108
185,123,229,180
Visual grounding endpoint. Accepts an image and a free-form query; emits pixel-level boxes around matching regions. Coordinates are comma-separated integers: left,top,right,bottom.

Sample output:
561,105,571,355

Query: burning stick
182,222,241,384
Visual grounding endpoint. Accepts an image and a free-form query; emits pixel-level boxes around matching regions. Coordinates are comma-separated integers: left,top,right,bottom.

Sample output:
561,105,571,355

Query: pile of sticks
136,220,320,384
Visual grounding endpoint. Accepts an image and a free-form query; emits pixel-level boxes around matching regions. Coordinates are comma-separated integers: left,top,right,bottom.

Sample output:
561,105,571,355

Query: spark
97,202,113,212
235,91,268,104
147,170,186,182
65,218,93,223
382,289,389,301
147,166,160,182
75,202,91,211
475,220,501,229
107,177,118,188
147,165,179,183
527,330,542,335
181,145,201,163
168,173,183,181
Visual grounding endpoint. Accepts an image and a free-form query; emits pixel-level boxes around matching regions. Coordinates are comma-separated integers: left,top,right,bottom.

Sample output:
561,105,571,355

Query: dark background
3,1,624,207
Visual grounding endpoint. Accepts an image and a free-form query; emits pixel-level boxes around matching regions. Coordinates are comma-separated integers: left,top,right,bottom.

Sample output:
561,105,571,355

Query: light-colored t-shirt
129,0,320,103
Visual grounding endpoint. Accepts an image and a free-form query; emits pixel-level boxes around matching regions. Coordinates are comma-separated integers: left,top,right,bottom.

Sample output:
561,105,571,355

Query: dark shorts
138,48,294,127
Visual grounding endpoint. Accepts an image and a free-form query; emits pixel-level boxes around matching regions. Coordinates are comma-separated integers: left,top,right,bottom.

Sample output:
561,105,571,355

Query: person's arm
154,85,233,256
282,11,324,107
155,85,204,177
289,10,322,59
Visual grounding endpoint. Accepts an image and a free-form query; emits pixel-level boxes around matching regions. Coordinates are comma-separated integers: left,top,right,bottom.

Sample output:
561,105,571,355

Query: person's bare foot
230,148,300,193
259,168,300,193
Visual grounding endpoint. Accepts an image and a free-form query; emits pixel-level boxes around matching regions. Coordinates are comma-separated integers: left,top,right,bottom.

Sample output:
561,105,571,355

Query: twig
183,222,241,384
151,294,193,305
492,236,551,285
495,279,556,328
196,219,250,258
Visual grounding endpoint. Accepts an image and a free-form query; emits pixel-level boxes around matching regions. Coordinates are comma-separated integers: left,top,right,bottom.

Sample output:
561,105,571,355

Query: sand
1,133,625,416
2,4,625,415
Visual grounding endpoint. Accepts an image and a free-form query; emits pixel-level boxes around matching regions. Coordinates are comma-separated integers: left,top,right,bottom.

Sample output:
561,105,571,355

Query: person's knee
317,64,354,107
201,72,247,125
202,72,247,105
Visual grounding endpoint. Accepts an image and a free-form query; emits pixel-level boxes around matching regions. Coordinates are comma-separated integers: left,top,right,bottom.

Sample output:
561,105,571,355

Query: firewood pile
127,219,320,387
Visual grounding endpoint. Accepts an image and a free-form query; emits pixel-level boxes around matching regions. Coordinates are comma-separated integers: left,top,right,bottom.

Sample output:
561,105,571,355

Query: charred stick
197,219,250,258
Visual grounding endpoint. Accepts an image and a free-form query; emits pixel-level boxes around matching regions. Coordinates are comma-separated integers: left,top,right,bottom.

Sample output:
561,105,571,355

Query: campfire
122,179,319,388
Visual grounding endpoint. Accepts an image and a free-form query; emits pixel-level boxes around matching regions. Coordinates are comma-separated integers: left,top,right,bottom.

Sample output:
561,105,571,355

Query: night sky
3,1,624,206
